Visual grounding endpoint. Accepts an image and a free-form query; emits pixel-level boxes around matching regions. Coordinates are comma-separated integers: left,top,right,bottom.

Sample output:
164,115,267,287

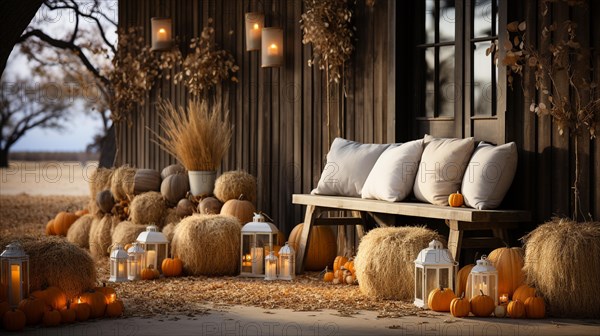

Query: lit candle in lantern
480,283,488,295
146,250,156,268
118,262,125,275
251,247,264,274
157,28,168,41
242,254,252,267
10,264,21,304
267,43,278,56
500,294,508,304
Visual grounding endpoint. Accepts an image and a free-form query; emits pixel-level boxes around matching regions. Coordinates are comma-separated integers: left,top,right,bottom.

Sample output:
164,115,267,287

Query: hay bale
110,165,136,201
354,226,443,300
0,235,95,300
171,214,240,275
66,214,94,249
522,218,600,318
162,208,180,227
214,170,257,204
89,215,120,259
162,223,177,243
129,191,167,225
111,221,147,246
89,167,114,200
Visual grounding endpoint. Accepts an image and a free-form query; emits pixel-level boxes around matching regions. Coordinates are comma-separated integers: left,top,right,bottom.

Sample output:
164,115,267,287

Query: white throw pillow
461,142,518,210
312,138,390,197
361,139,424,202
413,135,475,205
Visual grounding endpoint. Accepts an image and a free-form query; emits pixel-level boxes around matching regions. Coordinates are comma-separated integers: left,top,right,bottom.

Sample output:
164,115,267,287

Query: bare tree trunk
573,135,580,221
0,148,8,168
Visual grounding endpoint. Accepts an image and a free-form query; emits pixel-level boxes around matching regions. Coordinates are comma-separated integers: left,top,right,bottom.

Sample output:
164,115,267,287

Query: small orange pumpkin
450,293,470,317
507,299,526,318
33,286,67,310
60,307,77,324
105,299,124,318
525,295,546,319
94,283,116,304
333,256,348,272
79,290,107,318
448,191,464,207
42,309,61,327
470,290,495,317
323,266,334,282
71,300,91,321
3,308,27,331
46,219,56,235
141,265,160,280
343,260,355,274
428,287,457,312
53,211,80,236
162,257,183,277
18,296,46,325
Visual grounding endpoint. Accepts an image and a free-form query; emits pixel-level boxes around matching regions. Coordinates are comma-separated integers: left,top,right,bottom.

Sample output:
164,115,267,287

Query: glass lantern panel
1,260,8,288
118,261,127,277
145,245,157,268
439,268,449,289
415,267,423,300
426,268,438,298
156,245,167,272
489,275,497,300
241,235,253,273
22,260,28,299
10,264,21,304
256,234,271,250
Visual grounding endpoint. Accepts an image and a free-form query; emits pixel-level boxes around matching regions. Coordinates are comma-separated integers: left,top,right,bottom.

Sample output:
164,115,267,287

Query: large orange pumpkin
456,264,474,298
487,247,525,299
79,290,106,318
289,223,337,271
71,301,91,321
18,296,46,325
512,284,536,302
428,287,457,312
220,196,256,224
525,295,546,319
53,211,79,236
3,308,27,331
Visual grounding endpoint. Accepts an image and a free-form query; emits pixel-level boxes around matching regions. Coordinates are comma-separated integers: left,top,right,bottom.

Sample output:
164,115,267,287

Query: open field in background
9,151,99,162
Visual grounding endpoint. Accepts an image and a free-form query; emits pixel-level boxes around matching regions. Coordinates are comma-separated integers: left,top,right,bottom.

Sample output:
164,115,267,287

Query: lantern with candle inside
0,242,29,307
466,255,499,305
127,242,145,281
277,242,295,281
261,27,283,68
264,251,278,281
245,12,264,51
151,17,172,51
240,213,279,277
136,224,169,273
108,244,128,282
413,240,457,309
500,293,509,305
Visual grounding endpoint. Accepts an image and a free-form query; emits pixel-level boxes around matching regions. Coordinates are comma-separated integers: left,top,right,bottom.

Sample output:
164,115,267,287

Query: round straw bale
161,164,186,180
171,214,241,275
162,208,180,227
89,215,120,259
129,191,167,225
66,214,94,249
133,169,162,195
111,221,147,246
522,218,600,318
162,223,177,243
89,167,114,200
354,226,443,300
0,235,96,301
110,165,136,201
213,170,257,204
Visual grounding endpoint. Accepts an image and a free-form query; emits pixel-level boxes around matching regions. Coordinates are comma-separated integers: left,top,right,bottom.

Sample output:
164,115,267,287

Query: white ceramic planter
188,171,216,196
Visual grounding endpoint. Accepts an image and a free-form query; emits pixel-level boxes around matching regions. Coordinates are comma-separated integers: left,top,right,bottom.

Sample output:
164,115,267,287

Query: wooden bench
292,194,531,273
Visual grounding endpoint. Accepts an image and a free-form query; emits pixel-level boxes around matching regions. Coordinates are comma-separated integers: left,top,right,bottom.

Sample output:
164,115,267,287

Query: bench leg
447,220,463,262
296,205,317,274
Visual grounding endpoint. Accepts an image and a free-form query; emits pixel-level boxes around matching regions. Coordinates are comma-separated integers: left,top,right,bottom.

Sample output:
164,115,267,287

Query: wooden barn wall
117,0,396,235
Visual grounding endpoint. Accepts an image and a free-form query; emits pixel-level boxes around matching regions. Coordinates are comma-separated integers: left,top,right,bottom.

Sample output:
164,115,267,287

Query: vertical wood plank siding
117,0,396,235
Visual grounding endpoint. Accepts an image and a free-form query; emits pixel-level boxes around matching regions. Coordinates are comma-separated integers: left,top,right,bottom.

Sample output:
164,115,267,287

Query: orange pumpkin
46,219,56,235
60,307,77,324
288,223,337,271
343,260,355,274
323,266,334,282
32,286,67,310
448,191,464,207
456,264,474,298
53,211,79,236
141,265,160,280
3,308,27,332
71,301,91,321
105,299,124,318
220,196,256,224
75,209,89,217
333,256,349,272
450,294,470,317
507,299,526,318
18,296,46,325
79,290,107,318
525,295,546,319
512,284,536,302
487,247,525,299
94,283,116,304
42,309,61,327
428,287,457,312
162,257,183,277
0,300,10,321
470,290,495,317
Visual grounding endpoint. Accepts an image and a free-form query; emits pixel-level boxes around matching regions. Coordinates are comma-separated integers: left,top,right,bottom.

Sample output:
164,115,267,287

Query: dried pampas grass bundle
154,99,232,171
522,218,600,318
111,165,136,201
89,215,120,259
66,214,94,249
0,235,95,300
171,214,240,275
214,170,257,204
354,226,442,300
129,191,167,226
111,221,147,246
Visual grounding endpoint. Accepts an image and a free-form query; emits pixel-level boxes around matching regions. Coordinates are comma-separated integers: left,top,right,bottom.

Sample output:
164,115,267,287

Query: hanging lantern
413,240,457,309
127,242,145,281
0,242,29,307
245,12,264,51
261,27,283,68
277,242,295,281
264,251,278,281
467,255,499,305
240,213,279,277
151,17,173,51
136,224,169,273
109,244,128,282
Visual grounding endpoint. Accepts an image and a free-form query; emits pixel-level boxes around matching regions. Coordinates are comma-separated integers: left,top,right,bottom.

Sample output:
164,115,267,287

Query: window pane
439,0,456,42
439,46,455,117
425,0,435,44
474,0,493,37
473,41,494,116
424,47,435,117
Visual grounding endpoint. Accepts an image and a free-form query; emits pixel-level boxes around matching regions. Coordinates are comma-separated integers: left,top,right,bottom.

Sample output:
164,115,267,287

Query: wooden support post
296,205,316,274
446,220,464,262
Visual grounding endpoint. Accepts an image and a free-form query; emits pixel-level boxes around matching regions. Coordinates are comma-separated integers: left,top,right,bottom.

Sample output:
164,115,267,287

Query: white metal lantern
264,251,278,281
240,213,279,277
127,242,145,281
151,17,172,51
277,242,295,281
0,242,29,307
136,224,169,273
261,27,283,68
413,240,457,309
109,244,128,282
245,12,264,51
467,255,499,305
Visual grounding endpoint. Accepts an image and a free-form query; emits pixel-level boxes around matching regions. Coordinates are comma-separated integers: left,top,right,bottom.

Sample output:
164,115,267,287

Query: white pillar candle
11,264,21,304
146,250,156,268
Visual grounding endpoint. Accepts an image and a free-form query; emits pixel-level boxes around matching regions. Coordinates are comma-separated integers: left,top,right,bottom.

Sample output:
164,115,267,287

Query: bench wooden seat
292,194,531,273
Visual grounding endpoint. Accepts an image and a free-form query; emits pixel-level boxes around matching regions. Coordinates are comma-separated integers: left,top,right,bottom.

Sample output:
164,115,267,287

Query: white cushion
461,142,518,210
312,138,390,197
361,139,424,202
413,135,475,205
